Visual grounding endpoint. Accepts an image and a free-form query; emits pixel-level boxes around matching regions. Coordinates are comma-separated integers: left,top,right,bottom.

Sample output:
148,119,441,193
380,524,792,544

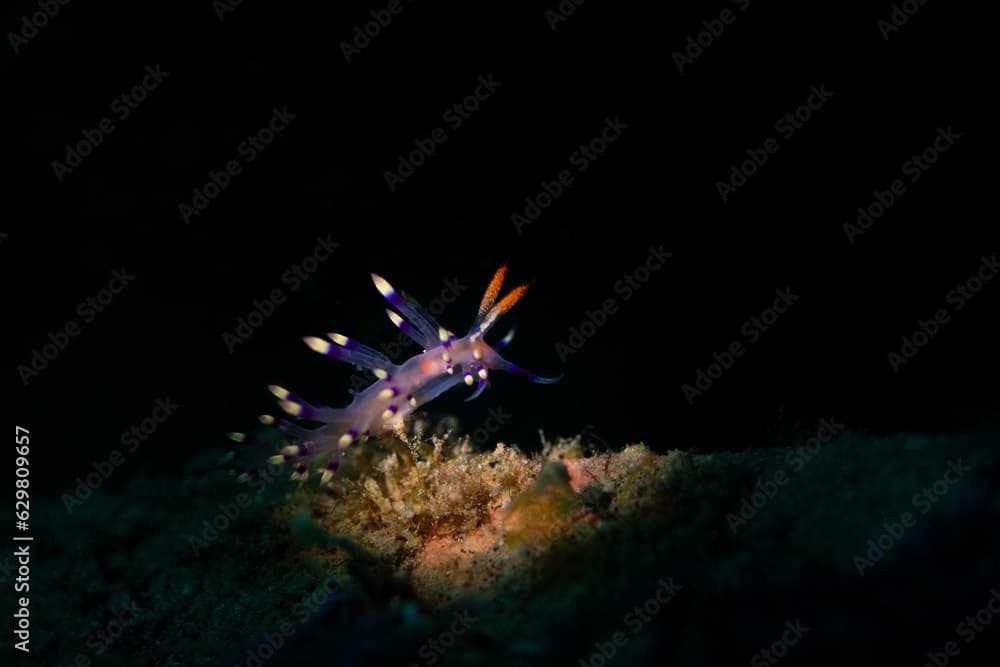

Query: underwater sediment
35,424,1000,666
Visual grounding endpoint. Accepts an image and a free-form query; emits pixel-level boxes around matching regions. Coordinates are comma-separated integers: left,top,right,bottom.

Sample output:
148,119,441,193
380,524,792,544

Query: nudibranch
229,264,560,484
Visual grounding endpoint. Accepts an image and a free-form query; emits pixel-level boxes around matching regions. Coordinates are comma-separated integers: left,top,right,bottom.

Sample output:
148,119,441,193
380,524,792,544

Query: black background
5,0,992,497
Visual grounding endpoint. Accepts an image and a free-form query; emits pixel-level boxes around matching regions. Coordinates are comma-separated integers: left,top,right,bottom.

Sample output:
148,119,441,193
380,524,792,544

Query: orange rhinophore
227,264,560,486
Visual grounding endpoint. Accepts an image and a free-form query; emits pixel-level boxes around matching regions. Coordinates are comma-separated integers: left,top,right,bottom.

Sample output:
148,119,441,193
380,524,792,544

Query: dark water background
6,2,992,501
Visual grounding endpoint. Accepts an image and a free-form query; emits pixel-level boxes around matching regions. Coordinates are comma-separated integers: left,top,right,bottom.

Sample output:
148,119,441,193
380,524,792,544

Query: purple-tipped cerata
237,264,561,485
